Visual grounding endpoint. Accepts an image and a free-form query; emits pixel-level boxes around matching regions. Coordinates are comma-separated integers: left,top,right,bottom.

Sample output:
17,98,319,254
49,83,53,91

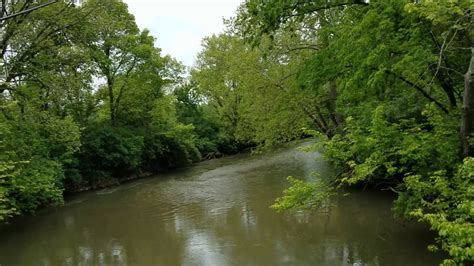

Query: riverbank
63,148,251,195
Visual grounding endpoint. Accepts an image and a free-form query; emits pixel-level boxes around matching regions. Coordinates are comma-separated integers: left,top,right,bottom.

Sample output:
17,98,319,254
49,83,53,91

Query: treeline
189,0,473,265
0,0,251,222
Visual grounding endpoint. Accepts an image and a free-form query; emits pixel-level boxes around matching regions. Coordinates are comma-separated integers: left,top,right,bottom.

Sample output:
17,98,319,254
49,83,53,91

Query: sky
123,0,243,67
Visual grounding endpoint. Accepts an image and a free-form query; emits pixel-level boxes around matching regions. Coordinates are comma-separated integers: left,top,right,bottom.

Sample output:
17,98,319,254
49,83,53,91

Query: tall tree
84,0,156,126
0,1,86,94
192,33,313,146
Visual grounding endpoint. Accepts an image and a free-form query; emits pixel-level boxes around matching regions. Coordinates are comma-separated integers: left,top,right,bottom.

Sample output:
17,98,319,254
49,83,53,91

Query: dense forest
0,0,472,265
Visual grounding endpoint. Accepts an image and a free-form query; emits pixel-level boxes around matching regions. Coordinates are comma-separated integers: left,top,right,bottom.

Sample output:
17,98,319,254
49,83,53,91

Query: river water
0,141,443,265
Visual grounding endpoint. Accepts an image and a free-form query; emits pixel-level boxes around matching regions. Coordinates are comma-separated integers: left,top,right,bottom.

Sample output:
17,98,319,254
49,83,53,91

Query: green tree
192,33,314,147
84,0,156,126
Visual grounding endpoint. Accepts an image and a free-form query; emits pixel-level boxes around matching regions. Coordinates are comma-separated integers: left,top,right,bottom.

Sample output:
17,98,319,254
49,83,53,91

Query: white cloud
123,0,242,67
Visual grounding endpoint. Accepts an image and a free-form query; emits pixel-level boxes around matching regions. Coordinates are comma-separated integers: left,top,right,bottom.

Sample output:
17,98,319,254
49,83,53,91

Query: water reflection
0,141,442,265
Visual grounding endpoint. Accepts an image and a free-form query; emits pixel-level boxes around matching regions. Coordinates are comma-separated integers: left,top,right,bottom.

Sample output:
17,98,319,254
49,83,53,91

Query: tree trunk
107,75,116,126
327,80,342,126
103,46,116,126
302,105,326,134
461,47,474,157
315,106,333,138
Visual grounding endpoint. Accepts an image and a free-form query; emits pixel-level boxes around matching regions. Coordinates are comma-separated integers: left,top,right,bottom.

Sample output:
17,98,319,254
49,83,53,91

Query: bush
8,159,64,214
143,124,201,170
323,105,460,187
1,111,80,219
77,123,144,183
396,158,474,265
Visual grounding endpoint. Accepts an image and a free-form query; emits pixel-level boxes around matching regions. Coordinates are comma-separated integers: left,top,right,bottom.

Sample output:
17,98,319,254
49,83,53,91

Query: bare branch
0,0,58,22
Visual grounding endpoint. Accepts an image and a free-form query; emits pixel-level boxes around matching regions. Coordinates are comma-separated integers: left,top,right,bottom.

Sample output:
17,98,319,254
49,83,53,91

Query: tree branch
385,69,449,114
0,0,58,22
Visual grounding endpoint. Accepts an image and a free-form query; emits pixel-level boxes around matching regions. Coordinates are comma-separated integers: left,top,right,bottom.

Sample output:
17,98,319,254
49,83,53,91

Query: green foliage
9,159,65,214
0,108,78,219
78,123,144,180
398,158,474,265
143,125,201,169
37,115,82,164
0,124,18,221
271,176,334,212
174,84,220,154
147,94,202,166
323,105,460,186
192,34,311,148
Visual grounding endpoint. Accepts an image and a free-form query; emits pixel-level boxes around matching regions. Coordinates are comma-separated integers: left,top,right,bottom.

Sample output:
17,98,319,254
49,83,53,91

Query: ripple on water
95,187,120,195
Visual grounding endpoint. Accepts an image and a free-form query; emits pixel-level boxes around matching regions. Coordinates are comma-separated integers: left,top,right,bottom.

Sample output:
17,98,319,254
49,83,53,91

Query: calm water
0,141,443,265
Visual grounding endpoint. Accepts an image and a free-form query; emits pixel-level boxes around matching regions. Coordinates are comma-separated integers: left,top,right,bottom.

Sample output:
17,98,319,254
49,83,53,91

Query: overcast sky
123,0,243,67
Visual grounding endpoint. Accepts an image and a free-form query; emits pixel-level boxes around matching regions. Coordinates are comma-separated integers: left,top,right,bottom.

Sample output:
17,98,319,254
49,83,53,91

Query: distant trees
192,33,317,147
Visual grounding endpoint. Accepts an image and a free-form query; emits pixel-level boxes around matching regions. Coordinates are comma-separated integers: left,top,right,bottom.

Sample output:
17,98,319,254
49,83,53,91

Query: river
0,141,443,265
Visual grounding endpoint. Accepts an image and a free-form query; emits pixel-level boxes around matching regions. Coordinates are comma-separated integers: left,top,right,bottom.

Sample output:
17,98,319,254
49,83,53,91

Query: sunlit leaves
271,176,334,212
402,158,474,265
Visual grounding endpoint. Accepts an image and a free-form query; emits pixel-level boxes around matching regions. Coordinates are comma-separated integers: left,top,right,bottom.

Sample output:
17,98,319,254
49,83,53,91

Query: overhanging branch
385,69,449,114
0,0,58,22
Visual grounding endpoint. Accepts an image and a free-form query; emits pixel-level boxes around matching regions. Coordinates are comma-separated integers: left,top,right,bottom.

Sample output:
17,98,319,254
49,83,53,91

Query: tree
0,0,58,23
0,1,86,94
84,0,156,126
193,33,316,147
403,0,473,157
